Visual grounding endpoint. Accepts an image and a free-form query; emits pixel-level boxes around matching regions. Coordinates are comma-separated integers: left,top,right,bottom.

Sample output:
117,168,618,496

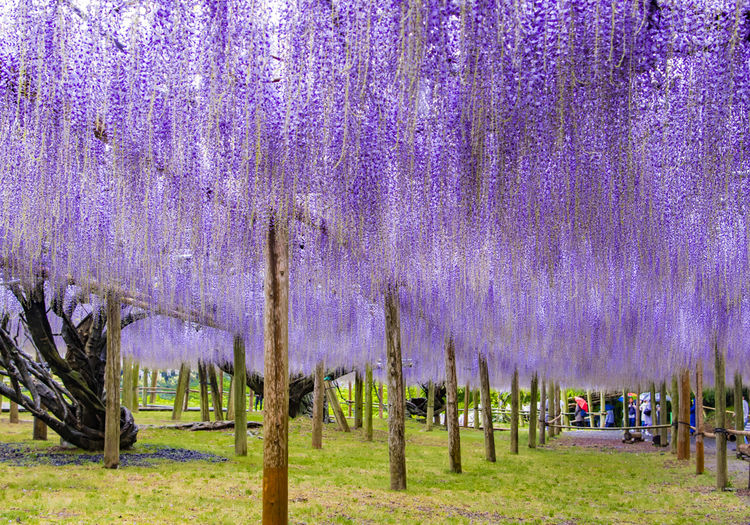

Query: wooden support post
600,389,606,429
104,292,121,469
149,369,158,404
122,357,133,411
354,371,363,429
426,380,435,432
678,369,690,460
463,382,470,428
198,361,211,422
649,382,656,438
511,367,519,454
378,383,384,419
325,380,350,432
183,378,190,411
622,389,628,427
131,362,139,414
635,385,641,428
696,362,704,475
141,369,148,408
478,353,495,461
348,382,352,417
587,390,594,428
474,389,480,430
659,382,668,447
226,376,235,421
444,334,461,473
365,364,373,442
671,375,679,454
539,378,546,445
385,285,407,489
715,342,728,490
548,381,556,440
172,364,190,421
560,387,567,428
555,384,561,436
735,372,744,434
208,364,224,421
233,335,247,456
312,362,325,449
529,373,538,449
262,215,290,524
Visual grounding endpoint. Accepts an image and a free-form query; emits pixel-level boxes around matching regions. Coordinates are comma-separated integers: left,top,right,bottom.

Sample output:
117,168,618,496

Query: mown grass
0,412,748,524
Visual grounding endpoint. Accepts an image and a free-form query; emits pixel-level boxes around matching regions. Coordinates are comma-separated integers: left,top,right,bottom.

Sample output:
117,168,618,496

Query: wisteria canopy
1,0,749,389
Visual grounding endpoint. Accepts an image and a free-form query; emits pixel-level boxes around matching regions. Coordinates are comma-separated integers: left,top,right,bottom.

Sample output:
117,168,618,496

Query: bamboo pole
715,342,728,490
233,335,247,456
103,292,121,469
539,378,546,445
385,285,407,489
696,362,704,474
478,353,495,461
444,334,461,474
587,390,594,428
312,361,325,449
425,380,435,432
678,369,690,460
172,364,190,421
365,364,373,442
198,362,211,422
208,364,224,421
529,373,538,449
262,216,290,524
354,371,363,429
510,367,519,454
659,382,668,447
671,375,679,454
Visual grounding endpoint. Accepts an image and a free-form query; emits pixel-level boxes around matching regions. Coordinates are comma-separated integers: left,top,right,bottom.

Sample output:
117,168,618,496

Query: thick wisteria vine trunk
385,284,406,490
104,292,121,468
262,215,290,525
0,281,138,452
172,364,190,421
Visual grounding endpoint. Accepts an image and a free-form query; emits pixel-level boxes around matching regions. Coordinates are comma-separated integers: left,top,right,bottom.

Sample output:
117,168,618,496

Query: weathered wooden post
622,390,627,427
131,362,140,414
463,382,470,428
529,373,538,449
226,376,235,421
233,335,247,456
172,364,190,421
378,383,384,419
696,362,704,474
325,379,350,432
510,367,519,454
587,390,594,428
425,380,435,431
354,371,363,429
478,353,495,461
348,382,352,417
659,382,668,447
312,361,325,449
677,369,690,460
474,389,480,430
554,384,561,436
635,385,641,428
548,381,556,440
734,372,744,435
385,284,407,489
149,369,158,404
122,356,133,411
670,375,679,454
208,365,224,421
715,342,728,490
539,378,547,445
198,361,211,422
600,389,606,429
9,398,18,424
444,334,461,473
262,215,290,524
365,364,373,442
649,382,656,439
104,292,121,469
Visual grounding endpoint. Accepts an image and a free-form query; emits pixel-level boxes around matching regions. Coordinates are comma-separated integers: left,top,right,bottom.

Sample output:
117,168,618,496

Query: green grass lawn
0,413,748,524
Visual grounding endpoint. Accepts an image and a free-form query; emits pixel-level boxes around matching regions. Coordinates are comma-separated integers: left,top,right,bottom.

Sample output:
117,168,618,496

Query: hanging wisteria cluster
1,0,749,388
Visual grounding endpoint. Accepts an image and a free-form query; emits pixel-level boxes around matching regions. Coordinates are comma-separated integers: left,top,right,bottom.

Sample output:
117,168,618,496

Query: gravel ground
0,443,227,467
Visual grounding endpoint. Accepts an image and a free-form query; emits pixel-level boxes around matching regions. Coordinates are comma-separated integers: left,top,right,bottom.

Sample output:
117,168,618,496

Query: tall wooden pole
696,362,704,474
425,380,435,432
649,382,656,439
734,372,744,434
474,389,480,430
312,361,325,449
208,364,224,421
478,353,495,461
622,389,627,427
226,376,235,420
677,369,690,460
555,384,561,436
510,367,519,454
715,342,728,490
348,382,352,417
364,364,373,442
659,382,668,447
172,364,190,421
233,335,247,456
197,361,211,422
149,369,158,404
670,375,679,454
385,284,407,489
587,390,594,428
354,371,363,429
529,372,538,449
635,385,641,428
262,216,290,524
600,389,606,429
378,383,384,419
104,292,121,469
122,356,133,411
444,334,461,473
131,362,140,414
539,378,547,445
463,382,470,427
548,381,556,440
